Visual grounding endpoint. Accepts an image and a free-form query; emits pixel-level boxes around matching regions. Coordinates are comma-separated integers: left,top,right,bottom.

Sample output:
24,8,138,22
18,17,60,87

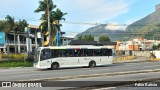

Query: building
156,4,160,11
61,36,74,46
0,25,74,53
116,38,154,51
0,25,39,53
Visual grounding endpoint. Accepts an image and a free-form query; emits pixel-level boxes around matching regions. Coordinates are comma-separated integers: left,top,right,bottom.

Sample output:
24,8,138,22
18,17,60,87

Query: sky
0,0,159,37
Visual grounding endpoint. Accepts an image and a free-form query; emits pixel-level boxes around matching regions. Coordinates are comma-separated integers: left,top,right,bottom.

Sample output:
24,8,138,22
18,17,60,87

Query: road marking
125,65,135,67
92,87,116,90
88,69,110,71
0,68,35,73
0,71,39,77
7,73,49,78
143,65,159,68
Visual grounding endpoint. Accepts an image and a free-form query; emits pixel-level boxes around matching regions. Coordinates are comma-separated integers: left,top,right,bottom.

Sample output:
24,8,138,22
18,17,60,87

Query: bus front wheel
89,61,96,68
51,63,59,70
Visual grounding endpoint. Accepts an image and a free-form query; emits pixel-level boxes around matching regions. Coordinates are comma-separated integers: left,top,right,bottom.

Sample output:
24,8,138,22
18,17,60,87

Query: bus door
40,49,52,68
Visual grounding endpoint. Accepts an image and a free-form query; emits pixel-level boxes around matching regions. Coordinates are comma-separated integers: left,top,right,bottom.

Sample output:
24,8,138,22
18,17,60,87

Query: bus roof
37,45,114,50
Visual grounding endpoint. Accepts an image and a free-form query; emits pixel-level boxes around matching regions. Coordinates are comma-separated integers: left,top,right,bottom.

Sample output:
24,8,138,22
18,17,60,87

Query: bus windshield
34,50,40,63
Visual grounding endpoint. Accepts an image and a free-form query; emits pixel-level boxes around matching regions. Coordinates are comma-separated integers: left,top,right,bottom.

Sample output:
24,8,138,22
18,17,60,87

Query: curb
20,69,160,82
64,77,160,90
113,59,149,64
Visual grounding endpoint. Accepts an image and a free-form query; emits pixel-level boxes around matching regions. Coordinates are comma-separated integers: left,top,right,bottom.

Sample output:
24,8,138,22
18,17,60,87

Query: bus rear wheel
51,63,59,70
89,61,96,68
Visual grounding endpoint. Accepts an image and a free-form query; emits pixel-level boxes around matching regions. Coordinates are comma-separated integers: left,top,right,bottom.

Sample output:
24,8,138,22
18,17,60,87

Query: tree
77,36,83,40
99,35,110,42
0,19,12,53
5,15,18,53
16,19,28,53
51,8,67,45
17,19,28,33
35,0,67,46
0,21,5,32
35,0,56,46
3,15,28,53
51,8,67,26
78,35,94,41
152,44,159,50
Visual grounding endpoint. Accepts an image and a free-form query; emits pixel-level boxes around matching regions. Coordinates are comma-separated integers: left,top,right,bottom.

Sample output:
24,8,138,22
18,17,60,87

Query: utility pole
46,0,51,46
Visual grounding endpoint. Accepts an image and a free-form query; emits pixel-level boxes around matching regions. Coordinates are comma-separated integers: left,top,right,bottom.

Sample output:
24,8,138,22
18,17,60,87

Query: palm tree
35,0,56,46
5,15,15,32
4,15,28,53
34,0,56,14
16,19,28,53
0,19,12,53
5,15,17,53
52,8,68,27
17,19,28,33
40,8,67,45
51,8,67,45
0,20,5,32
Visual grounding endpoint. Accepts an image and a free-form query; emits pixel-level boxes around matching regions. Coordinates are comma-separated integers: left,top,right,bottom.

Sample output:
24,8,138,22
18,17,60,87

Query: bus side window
84,49,93,56
102,49,107,56
88,49,94,56
75,49,83,57
40,52,45,61
103,49,112,56
71,50,74,57
54,50,59,58
51,49,54,58
63,50,67,57
94,49,101,56
67,50,73,57
109,49,112,56
104,49,109,56
84,50,87,56
74,50,78,57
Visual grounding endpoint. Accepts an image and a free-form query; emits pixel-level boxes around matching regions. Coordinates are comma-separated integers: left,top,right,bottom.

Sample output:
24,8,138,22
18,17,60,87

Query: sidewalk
113,56,150,63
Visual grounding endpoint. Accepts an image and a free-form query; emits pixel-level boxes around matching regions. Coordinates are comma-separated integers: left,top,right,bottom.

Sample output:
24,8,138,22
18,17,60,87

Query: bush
152,44,159,50
1,54,27,60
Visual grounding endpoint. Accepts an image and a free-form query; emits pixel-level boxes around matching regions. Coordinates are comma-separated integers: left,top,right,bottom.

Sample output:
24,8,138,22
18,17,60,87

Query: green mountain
125,9,160,40
75,9,160,41
75,24,127,41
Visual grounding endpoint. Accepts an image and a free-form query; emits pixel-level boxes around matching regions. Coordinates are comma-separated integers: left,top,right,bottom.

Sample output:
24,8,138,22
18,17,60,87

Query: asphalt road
0,60,159,81
0,59,160,90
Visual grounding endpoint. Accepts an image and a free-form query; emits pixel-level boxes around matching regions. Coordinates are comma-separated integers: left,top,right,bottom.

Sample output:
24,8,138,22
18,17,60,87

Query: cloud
54,0,132,37
51,0,134,38
64,32,78,38
105,22,127,30
56,0,131,23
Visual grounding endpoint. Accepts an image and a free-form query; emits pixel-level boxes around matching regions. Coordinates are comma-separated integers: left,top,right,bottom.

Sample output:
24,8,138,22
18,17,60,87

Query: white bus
33,46,114,69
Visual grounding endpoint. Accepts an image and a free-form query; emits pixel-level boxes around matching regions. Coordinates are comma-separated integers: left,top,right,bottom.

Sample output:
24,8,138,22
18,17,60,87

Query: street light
37,29,42,47
25,27,31,53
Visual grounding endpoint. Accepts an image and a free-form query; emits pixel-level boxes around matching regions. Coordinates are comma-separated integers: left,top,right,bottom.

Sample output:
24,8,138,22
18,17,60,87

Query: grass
0,60,33,67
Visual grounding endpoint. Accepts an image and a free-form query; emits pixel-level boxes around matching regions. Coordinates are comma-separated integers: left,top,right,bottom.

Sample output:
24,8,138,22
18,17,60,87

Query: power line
65,31,160,35
0,14,159,26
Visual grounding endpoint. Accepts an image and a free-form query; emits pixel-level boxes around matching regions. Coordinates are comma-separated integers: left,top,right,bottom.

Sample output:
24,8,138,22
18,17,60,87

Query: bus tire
51,63,59,70
89,61,96,68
